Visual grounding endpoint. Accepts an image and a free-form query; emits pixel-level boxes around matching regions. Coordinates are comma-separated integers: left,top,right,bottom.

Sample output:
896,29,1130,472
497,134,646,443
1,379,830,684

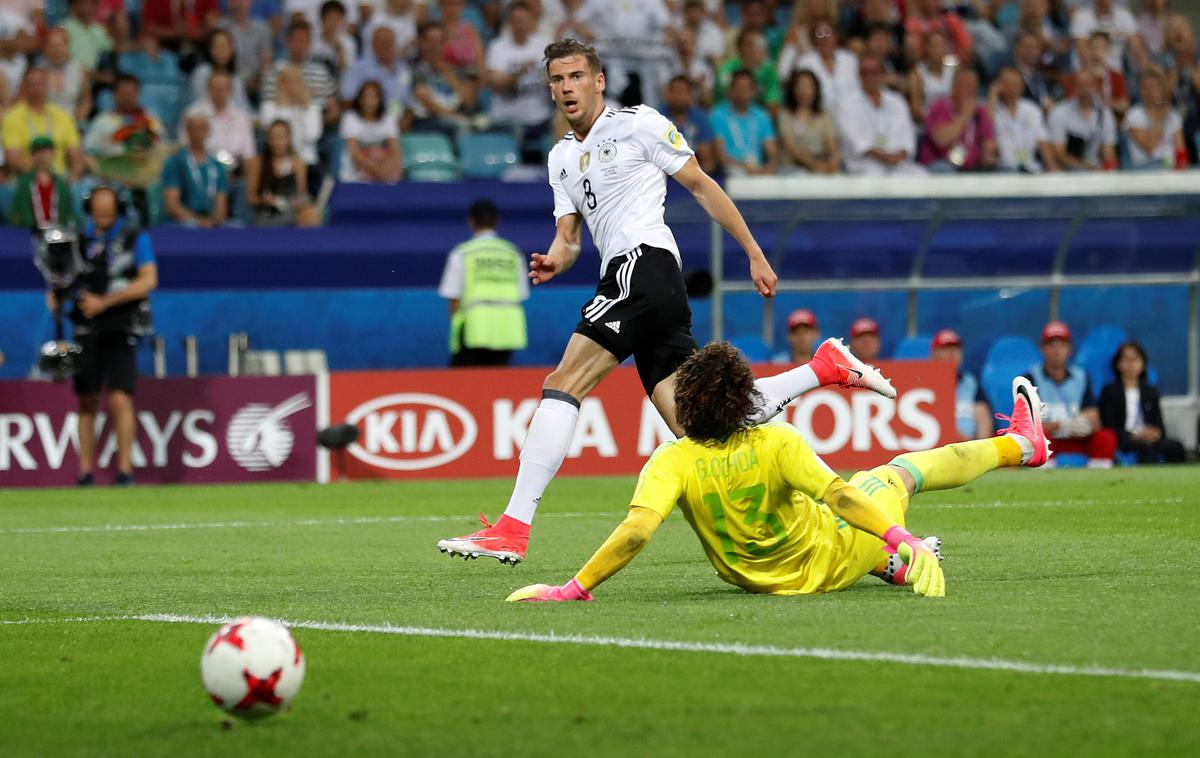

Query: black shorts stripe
573,245,696,396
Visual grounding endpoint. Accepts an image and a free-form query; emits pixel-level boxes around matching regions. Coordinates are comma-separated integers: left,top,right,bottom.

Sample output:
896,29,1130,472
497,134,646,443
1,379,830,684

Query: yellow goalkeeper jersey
631,423,903,595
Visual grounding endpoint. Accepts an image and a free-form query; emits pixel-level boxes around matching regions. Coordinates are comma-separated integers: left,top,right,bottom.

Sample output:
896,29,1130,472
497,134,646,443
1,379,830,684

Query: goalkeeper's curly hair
673,341,760,443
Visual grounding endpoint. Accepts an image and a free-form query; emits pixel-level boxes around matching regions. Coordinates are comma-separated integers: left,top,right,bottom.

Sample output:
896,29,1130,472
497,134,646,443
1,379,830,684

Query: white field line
1,612,1198,685
921,496,1186,510
0,496,1182,536
0,511,620,536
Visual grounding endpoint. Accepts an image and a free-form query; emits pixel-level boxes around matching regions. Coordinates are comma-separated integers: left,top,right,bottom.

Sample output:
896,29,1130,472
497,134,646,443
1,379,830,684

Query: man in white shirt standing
1070,0,1142,70
485,0,552,153
990,67,1059,173
838,56,923,175
182,71,258,177
588,0,675,105
1047,69,1117,171
438,38,895,566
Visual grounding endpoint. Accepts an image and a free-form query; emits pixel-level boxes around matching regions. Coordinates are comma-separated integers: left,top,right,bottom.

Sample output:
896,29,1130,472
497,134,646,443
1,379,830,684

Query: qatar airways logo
226,393,312,472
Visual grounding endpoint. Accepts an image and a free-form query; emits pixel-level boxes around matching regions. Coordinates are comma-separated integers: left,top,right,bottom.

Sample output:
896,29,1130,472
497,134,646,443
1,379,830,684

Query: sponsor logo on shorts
605,321,621,333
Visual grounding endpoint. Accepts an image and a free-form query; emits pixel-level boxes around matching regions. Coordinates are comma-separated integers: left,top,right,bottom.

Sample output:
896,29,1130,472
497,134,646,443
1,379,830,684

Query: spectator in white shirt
41,28,90,123
539,0,599,45
1047,69,1118,170
681,0,724,70
189,29,252,113
259,65,323,167
219,0,274,101
780,18,860,113
285,0,361,30
183,70,258,176
989,66,1059,172
1137,0,1170,60
1070,0,1142,71
1123,67,1185,169
312,0,359,76
362,0,418,62
909,29,957,123
838,55,924,175
589,0,674,106
339,79,403,182
485,0,552,136
670,28,716,106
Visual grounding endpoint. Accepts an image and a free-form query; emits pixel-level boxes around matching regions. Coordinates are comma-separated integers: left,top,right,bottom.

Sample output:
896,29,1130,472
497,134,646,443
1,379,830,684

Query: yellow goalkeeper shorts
820,465,912,592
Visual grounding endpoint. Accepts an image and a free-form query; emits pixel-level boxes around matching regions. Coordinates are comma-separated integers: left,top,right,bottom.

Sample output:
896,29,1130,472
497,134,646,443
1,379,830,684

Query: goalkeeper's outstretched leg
872,376,1051,584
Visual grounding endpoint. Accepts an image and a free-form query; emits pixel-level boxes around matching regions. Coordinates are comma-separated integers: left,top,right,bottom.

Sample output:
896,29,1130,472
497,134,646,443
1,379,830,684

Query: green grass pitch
1,467,1197,757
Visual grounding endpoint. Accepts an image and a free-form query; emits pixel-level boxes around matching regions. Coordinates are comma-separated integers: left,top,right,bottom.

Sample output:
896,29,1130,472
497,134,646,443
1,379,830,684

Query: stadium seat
981,335,1041,412
728,335,772,362
402,132,460,182
284,349,329,375
1074,325,1128,393
459,132,518,180
893,334,932,360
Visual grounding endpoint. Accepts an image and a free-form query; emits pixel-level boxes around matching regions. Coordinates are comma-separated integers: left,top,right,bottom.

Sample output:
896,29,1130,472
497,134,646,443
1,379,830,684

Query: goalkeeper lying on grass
508,341,1051,602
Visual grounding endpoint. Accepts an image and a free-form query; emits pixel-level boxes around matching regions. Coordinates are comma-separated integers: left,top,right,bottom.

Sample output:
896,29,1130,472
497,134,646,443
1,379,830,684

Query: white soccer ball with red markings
200,617,305,716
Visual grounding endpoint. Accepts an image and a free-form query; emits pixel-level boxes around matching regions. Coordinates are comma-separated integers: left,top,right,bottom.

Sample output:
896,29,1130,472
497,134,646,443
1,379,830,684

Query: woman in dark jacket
1098,342,1186,463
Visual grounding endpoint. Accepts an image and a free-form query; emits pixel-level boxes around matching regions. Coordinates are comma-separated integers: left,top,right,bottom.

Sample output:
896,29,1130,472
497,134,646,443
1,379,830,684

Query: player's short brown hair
543,38,602,75
674,342,760,442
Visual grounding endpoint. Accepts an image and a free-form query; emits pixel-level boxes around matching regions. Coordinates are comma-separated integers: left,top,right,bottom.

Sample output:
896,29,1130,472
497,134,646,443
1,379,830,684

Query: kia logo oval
344,393,477,471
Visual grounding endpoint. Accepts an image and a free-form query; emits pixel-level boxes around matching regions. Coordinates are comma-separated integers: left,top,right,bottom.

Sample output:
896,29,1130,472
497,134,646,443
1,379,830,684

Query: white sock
746,365,820,424
1011,434,1035,465
502,393,580,524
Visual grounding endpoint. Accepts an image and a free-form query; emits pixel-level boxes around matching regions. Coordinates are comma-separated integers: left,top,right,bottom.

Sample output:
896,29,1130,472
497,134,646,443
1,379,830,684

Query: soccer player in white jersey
438,38,894,565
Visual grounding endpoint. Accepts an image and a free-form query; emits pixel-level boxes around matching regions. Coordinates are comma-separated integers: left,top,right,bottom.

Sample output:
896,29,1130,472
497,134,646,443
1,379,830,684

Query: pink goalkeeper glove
505,578,593,602
883,526,946,598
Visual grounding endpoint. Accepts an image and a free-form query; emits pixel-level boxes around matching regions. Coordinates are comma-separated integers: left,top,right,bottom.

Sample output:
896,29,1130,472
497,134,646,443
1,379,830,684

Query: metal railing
707,173,1200,397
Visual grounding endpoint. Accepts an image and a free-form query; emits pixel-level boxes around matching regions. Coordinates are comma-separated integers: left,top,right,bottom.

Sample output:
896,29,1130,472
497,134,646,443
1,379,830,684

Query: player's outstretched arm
670,157,777,297
506,506,664,602
530,213,583,286
820,480,945,598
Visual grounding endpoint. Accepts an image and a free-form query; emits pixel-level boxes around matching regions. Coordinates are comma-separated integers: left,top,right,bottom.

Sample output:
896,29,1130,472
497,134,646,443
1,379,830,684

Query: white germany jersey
547,104,695,274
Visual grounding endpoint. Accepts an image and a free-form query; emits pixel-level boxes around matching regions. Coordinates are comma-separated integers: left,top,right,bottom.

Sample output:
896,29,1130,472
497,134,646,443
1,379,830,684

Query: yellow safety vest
451,235,528,353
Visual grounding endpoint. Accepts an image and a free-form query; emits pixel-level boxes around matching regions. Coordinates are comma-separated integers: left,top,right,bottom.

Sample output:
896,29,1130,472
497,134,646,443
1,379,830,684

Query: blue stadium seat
893,335,932,360
728,335,772,363
1074,325,1128,393
402,132,460,182
981,335,1041,412
459,132,518,180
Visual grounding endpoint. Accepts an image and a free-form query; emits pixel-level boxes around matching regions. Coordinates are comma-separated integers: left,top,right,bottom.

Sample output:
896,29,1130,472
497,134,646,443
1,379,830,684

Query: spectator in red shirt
1065,31,1129,119
849,317,881,363
141,0,220,54
904,0,973,63
920,66,999,171
773,308,820,364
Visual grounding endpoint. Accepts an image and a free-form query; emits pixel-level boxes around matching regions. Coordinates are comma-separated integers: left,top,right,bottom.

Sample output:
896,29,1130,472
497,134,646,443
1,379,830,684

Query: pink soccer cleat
995,376,1052,467
437,514,529,565
809,338,897,398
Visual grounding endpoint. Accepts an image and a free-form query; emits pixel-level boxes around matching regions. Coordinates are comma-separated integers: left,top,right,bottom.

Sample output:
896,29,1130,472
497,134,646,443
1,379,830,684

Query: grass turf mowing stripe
0,496,1181,536
4,613,1199,685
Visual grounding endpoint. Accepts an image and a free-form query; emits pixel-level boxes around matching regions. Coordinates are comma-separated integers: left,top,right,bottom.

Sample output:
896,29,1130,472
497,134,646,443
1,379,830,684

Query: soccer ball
200,617,305,716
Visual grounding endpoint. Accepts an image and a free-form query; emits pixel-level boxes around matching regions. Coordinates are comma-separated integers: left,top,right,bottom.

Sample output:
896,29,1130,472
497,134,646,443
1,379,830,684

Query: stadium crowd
0,0,1198,228
772,310,1187,465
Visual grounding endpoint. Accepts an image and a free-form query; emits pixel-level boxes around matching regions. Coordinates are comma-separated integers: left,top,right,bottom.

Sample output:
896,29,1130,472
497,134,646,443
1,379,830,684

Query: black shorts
73,331,139,396
574,244,697,395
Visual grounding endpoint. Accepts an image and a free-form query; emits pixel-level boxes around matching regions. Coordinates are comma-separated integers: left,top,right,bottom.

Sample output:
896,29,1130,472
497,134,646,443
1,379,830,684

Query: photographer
49,186,158,487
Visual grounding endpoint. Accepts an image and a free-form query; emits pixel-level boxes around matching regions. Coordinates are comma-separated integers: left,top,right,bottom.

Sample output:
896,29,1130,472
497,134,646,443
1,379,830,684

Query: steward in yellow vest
438,199,529,366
